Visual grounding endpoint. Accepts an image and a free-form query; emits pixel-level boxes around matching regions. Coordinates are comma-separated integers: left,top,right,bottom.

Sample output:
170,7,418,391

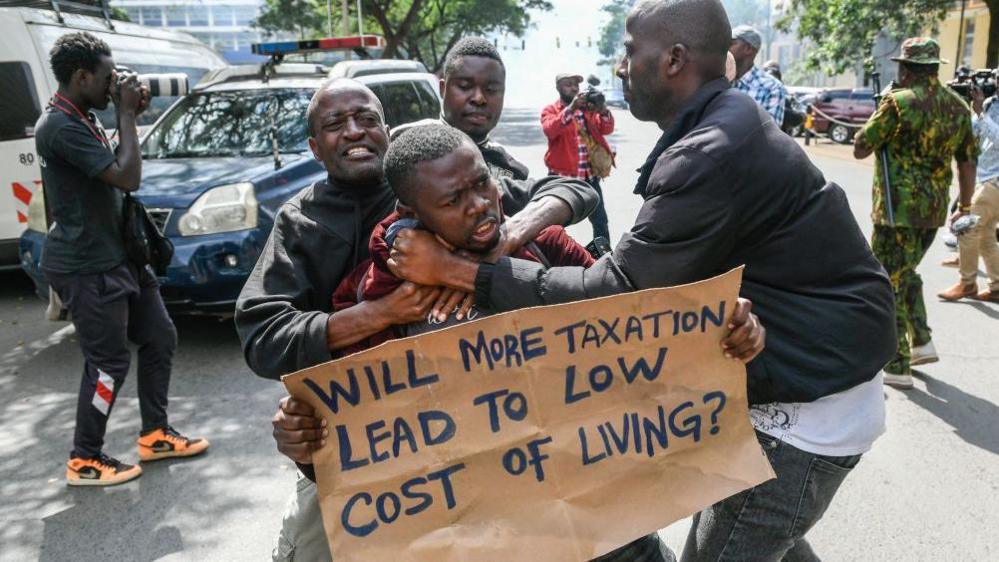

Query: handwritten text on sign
283,268,774,562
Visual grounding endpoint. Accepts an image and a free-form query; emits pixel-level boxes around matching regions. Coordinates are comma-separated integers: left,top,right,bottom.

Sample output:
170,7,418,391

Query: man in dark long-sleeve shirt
384,1,896,560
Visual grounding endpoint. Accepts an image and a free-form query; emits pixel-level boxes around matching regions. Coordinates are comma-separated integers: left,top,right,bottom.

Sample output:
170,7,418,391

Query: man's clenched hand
272,396,326,464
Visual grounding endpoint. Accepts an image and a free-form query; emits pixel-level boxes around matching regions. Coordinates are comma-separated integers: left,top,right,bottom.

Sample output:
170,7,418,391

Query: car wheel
829,124,851,144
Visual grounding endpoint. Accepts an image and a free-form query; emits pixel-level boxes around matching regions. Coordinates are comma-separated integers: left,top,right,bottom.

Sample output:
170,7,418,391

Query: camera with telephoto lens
583,74,605,107
115,67,190,99
947,67,997,101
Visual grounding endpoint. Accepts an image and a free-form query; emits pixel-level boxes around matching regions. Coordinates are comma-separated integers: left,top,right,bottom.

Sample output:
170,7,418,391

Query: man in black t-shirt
36,32,208,487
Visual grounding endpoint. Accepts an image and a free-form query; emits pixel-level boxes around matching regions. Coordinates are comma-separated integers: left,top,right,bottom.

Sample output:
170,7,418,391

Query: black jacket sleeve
234,205,337,380
498,175,599,226
479,148,733,310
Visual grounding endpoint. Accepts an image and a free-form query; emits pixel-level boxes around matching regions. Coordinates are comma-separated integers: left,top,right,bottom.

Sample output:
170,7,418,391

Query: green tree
366,0,552,73
254,0,328,40
595,0,769,65
254,0,552,72
109,7,130,21
778,0,999,73
597,0,633,65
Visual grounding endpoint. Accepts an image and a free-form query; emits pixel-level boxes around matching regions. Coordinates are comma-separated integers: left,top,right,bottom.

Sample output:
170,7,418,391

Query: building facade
936,0,993,80
110,0,270,62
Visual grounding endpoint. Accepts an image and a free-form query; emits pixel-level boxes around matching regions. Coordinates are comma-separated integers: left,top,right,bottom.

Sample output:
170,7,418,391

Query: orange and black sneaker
66,453,142,487
137,426,209,462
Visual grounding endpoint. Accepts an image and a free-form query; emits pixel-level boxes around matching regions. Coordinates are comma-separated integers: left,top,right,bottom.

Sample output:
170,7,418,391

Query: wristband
960,204,972,212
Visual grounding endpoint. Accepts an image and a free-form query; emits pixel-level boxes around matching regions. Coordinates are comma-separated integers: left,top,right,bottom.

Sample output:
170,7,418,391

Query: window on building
236,32,260,50
0,62,41,141
212,5,234,26
189,5,209,26
214,32,237,51
124,7,141,23
962,19,975,66
191,32,213,46
166,6,186,27
233,5,259,26
141,7,163,27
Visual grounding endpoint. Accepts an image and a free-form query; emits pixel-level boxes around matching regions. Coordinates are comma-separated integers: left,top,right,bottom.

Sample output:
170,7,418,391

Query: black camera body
582,74,605,107
947,68,998,101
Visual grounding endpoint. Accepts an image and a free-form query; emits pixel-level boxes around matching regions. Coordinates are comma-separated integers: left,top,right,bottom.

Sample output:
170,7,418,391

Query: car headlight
178,182,258,236
26,188,47,233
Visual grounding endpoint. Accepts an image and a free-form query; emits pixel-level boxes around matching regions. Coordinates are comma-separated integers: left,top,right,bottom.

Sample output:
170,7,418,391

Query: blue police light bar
251,35,386,56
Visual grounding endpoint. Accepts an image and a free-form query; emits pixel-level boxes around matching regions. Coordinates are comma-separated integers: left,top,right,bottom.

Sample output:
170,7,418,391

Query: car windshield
142,88,313,158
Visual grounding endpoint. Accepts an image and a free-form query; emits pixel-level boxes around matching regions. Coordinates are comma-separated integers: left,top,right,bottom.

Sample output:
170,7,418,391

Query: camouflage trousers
871,226,937,374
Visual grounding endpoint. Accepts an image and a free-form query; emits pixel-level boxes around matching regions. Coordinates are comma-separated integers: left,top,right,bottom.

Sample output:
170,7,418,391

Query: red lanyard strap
50,93,108,148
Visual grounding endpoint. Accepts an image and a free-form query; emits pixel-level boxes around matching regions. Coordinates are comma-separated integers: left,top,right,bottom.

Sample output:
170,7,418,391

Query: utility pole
342,0,351,59
954,0,968,75
356,0,364,37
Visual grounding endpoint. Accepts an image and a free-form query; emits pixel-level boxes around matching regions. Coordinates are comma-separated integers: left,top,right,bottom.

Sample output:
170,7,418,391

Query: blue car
20,57,442,314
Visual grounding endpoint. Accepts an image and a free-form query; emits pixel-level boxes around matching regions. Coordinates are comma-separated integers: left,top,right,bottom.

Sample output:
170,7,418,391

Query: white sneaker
883,372,914,389
911,341,939,366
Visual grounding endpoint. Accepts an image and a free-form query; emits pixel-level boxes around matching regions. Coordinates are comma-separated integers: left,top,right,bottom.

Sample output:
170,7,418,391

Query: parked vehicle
20,39,442,315
806,88,876,144
602,88,628,109
1,2,228,270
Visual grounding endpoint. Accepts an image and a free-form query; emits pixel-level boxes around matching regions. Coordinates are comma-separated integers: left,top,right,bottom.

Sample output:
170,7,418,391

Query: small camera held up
583,74,605,107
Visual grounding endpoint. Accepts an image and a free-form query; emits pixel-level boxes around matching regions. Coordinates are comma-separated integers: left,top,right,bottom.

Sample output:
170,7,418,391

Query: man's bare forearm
112,110,142,191
957,160,977,207
325,300,393,351
503,196,573,248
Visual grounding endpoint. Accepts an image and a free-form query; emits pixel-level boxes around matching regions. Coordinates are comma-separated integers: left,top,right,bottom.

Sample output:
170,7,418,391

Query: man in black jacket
384,0,896,559
236,78,599,560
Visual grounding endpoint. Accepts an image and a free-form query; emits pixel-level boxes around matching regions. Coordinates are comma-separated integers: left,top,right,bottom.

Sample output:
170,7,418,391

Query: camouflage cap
891,37,949,65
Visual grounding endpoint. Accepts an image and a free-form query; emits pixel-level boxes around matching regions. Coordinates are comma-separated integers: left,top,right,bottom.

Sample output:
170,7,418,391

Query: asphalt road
1,108,996,561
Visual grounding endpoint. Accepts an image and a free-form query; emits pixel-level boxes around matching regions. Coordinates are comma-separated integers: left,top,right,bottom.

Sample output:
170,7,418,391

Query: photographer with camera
36,32,208,487
938,75,999,303
854,37,979,389
541,72,616,242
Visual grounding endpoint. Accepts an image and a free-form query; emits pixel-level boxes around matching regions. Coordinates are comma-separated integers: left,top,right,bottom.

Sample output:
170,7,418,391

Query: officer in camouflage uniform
854,38,979,389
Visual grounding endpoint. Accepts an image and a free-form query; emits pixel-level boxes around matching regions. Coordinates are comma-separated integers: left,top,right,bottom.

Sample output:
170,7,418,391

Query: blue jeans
681,431,861,562
587,176,610,240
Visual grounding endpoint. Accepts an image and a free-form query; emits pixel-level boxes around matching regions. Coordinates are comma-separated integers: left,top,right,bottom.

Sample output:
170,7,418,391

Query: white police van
0,1,227,270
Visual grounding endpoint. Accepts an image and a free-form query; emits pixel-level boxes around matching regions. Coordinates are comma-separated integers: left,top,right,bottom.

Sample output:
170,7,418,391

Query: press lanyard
49,92,110,149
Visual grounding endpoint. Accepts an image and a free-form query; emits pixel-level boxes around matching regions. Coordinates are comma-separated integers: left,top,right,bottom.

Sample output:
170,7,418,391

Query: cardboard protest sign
283,267,775,561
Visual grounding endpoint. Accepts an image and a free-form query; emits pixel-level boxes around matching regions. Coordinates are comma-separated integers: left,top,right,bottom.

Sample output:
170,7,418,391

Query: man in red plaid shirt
541,73,616,240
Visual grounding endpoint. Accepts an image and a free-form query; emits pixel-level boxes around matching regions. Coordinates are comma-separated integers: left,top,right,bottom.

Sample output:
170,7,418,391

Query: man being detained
275,122,766,562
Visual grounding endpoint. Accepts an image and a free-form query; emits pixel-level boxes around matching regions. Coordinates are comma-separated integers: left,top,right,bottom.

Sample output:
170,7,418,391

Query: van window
413,80,441,117
820,90,851,103
378,82,424,127
375,81,439,128
94,65,212,129
0,62,41,141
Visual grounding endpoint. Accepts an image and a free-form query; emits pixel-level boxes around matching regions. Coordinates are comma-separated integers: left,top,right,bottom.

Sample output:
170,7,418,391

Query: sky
493,0,618,108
